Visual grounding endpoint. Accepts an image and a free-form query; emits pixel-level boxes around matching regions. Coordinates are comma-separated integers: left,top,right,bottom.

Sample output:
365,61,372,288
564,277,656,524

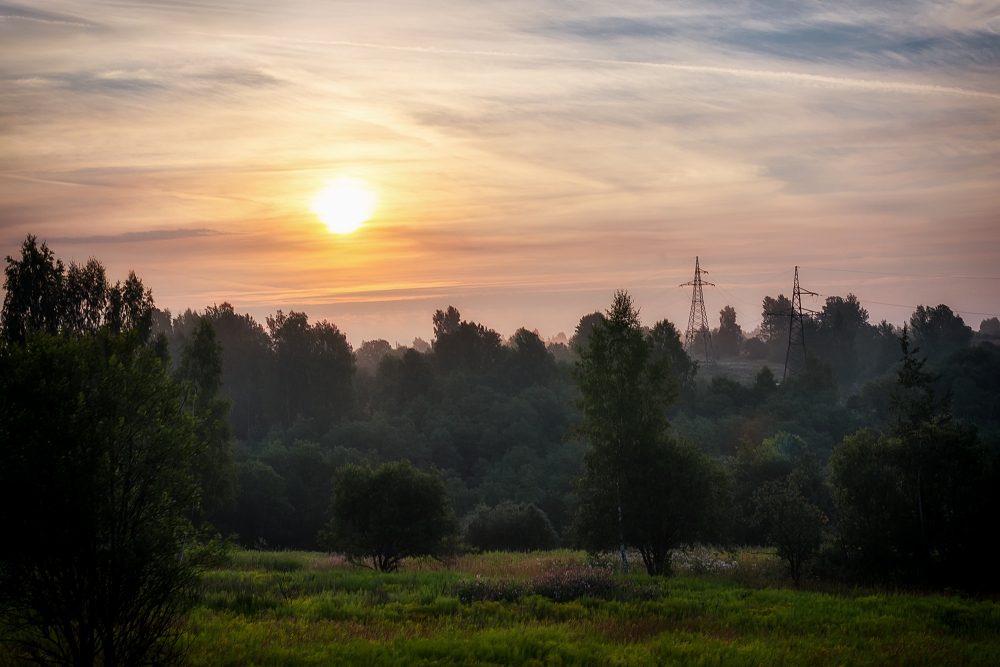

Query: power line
848,298,999,319
800,266,1000,282
712,282,760,309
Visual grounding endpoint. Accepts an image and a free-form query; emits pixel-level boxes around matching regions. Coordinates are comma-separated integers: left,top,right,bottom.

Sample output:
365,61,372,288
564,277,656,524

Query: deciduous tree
0,331,223,666
320,460,458,572
751,472,827,586
573,291,723,575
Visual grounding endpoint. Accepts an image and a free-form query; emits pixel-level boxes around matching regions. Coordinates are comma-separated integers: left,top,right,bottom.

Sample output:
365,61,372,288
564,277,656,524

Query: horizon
2,1,999,346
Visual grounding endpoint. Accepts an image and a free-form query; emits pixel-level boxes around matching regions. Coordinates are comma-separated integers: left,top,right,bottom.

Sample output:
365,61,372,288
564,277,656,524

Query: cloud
205,34,1000,99
0,0,997,343
51,228,223,244
0,2,96,27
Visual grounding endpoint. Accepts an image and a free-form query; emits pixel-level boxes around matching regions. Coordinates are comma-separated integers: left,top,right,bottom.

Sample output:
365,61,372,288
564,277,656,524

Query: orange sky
2,1,999,345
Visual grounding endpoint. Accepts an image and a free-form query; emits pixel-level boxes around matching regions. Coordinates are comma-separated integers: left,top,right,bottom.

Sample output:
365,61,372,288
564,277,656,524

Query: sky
2,0,999,346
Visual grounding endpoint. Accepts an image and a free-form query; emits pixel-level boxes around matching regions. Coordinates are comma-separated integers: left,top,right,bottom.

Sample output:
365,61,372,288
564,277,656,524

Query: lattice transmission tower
769,266,819,380
681,256,715,363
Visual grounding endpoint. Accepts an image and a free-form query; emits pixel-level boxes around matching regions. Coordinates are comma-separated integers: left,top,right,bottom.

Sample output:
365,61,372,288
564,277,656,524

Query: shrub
452,566,664,603
0,330,226,666
529,567,617,601
453,577,532,603
743,336,767,359
462,502,560,552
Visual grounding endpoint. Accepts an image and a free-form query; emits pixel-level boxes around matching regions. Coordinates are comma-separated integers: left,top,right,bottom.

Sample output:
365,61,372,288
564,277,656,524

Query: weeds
182,549,1000,666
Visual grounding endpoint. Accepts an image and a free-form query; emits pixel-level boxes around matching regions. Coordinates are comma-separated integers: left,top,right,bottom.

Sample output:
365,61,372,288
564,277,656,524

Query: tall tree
355,339,392,369
649,318,696,392
265,311,355,427
308,320,356,424
1,236,65,343
204,303,271,440
3,236,155,345
431,307,504,373
569,311,605,353
715,306,743,358
831,327,995,587
432,306,461,339
760,294,792,342
175,316,236,517
0,330,222,666
63,259,109,335
572,291,675,573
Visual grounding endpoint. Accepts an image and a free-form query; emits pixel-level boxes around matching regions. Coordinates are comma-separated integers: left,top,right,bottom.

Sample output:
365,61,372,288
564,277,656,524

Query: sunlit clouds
1,1,999,343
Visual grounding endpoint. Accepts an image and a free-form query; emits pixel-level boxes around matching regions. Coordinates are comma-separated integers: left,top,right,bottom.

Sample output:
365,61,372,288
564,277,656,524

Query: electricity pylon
681,256,715,363
766,266,819,380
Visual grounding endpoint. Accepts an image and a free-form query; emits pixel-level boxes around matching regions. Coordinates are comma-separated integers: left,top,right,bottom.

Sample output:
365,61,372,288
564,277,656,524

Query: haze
2,0,998,344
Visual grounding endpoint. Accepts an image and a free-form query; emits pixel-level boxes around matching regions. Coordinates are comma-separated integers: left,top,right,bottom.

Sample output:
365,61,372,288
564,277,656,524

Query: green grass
185,549,1000,666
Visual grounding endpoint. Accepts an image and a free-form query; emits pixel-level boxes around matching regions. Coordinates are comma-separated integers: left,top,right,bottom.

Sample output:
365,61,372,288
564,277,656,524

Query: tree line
3,235,999,665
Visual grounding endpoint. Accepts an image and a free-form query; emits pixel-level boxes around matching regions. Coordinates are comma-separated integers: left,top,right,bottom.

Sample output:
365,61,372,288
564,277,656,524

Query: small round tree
463,501,560,552
751,474,827,586
320,460,458,572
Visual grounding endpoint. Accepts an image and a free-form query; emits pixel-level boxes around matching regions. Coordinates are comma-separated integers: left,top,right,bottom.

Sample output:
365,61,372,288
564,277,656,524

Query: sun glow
311,178,377,234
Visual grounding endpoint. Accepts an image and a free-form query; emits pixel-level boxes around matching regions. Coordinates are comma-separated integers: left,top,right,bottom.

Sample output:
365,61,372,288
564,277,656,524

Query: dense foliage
9,234,1000,598
571,292,727,576
829,329,997,588
147,275,1000,590
168,305,584,548
0,332,223,666
0,238,229,667
462,501,561,553
319,460,459,572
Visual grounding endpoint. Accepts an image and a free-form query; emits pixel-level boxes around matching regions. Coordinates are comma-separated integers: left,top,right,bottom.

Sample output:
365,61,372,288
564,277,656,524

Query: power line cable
810,291,999,319
800,266,1000,282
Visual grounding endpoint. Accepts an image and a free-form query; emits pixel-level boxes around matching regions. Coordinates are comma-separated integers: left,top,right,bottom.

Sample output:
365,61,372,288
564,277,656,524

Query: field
184,549,1000,666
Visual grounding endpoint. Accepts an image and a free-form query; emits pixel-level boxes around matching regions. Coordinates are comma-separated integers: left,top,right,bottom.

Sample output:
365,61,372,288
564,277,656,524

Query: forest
2,236,999,666
150,269,1000,571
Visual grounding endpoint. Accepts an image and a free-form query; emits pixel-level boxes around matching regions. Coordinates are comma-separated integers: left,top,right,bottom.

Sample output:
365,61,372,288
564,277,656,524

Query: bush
453,577,532,603
743,336,767,359
463,502,560,552
529,567,618,601
452,566,664,603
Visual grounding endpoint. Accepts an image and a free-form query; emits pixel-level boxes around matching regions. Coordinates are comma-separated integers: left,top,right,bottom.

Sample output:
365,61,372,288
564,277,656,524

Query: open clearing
185,550,1000,666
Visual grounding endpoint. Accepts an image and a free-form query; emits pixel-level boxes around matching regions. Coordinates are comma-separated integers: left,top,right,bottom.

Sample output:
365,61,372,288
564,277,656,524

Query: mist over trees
142,269,1000,588
4,234,1000,608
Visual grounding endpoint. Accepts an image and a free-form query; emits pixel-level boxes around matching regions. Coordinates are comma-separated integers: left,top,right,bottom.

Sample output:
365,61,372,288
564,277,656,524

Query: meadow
185,548,1000,666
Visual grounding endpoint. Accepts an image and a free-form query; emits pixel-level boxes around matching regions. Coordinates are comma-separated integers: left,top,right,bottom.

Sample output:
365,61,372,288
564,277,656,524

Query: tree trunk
616,480,628,575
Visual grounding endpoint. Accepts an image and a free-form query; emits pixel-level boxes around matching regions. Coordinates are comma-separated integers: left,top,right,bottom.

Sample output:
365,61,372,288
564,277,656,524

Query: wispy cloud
51,228,223,244
198,33,1000,99
0,2,95,27
0,0,997,342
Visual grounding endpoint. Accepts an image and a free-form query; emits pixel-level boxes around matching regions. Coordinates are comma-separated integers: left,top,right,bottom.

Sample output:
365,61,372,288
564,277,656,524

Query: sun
311,178,376,234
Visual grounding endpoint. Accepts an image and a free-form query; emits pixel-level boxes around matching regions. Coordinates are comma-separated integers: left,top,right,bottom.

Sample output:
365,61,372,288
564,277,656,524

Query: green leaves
750,474,827,586
0,329,222,665
2,235,155,344
571,290,674,458
572,291,721,576
321,461,459,572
